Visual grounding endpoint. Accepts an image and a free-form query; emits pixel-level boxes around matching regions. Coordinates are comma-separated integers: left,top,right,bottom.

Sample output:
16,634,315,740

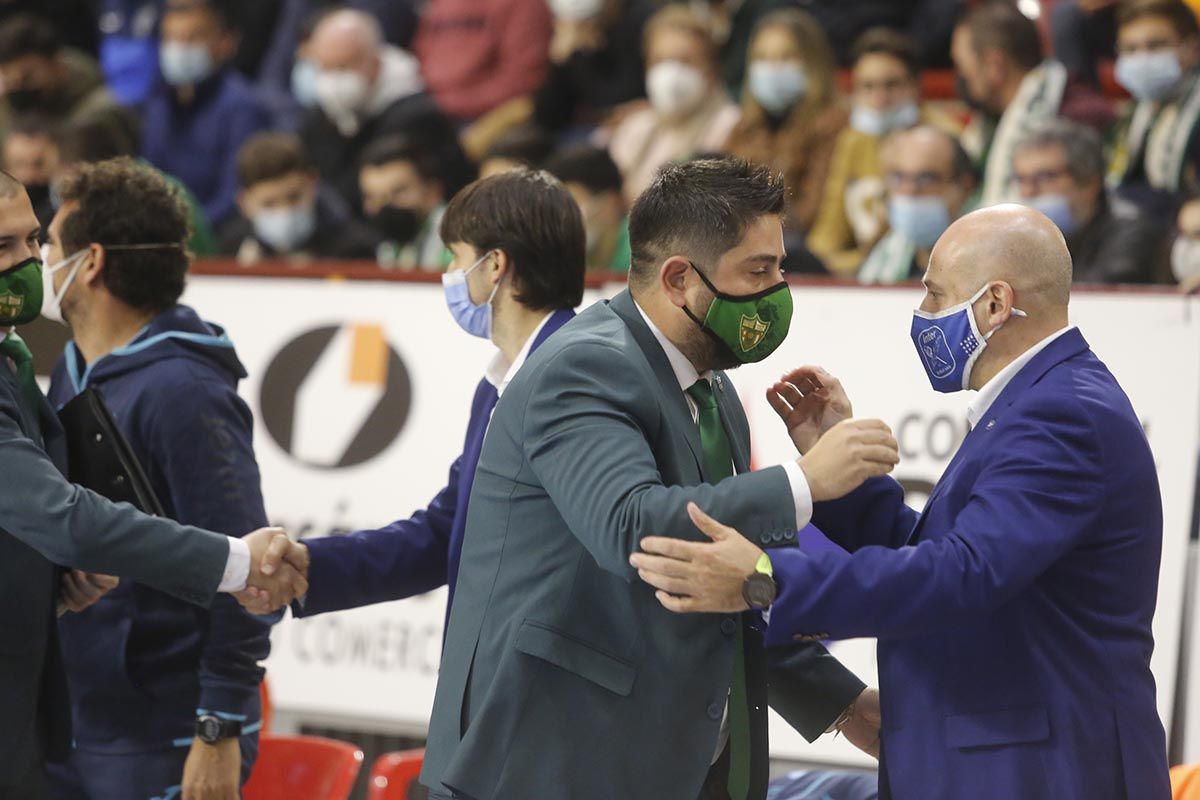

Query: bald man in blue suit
634,205,1169,800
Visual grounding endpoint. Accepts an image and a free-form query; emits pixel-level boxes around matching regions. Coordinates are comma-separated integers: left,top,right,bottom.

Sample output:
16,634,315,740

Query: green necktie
0,332,42,417
685,379,750,800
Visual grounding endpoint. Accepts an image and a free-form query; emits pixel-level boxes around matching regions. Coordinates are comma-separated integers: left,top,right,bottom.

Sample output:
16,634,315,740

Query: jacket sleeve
765,395,1104,644
146,376,273,725
767,640,866,742
805,131,861,277
810,475,920,553
295,457,457,617
0,389,228,605
522,340,797,580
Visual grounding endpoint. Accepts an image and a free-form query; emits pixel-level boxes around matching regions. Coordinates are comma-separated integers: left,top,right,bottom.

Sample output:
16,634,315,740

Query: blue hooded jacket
47,305,271,753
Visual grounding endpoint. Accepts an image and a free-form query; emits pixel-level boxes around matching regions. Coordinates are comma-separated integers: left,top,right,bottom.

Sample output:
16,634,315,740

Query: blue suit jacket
766,329,1169,800
296,309,575,622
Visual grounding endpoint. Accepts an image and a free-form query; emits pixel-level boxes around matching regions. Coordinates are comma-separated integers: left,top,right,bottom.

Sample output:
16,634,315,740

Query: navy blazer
297,308,576,622
765,329,1169,800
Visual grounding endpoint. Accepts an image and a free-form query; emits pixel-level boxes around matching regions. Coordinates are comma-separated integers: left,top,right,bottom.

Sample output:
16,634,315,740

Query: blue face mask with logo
910,282,1027,393
442,251,501,338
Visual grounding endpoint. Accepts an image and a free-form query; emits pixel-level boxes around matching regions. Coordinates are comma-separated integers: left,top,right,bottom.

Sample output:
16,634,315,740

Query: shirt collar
633,299,709,392
967,325,1074,428
486,312,554,397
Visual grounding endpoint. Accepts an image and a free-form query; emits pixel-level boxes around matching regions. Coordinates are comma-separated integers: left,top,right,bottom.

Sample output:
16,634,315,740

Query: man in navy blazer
281,169,585,625
633,205,1170,799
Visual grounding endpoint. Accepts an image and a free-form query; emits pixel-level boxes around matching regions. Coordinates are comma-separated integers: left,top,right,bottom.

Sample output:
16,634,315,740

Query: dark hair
0,14,61,63
628,157,785,290
55,117,137,165
483,125,555,169
960,1,1044,71
236,132,312,189
360,135,442,185
850,27,919,78
7,113,57,140
163,0,238,30
440,169,585,310
1013,118,1105,182
542,146,624,196
1117,0,1200,38
56,158,191,313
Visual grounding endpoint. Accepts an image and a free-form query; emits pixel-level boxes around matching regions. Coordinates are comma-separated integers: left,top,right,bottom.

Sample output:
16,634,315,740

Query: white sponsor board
182,277,1200,766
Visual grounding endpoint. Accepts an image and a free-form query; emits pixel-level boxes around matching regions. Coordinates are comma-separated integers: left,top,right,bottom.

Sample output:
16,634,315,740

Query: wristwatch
195,714,243,744
741,552,777,610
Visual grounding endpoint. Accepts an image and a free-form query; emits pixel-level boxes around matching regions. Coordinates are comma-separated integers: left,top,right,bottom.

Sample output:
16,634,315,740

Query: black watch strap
195,714,243,744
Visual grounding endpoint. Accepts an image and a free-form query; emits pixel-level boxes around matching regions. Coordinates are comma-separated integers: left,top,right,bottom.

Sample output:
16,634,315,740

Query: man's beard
680,298,741,373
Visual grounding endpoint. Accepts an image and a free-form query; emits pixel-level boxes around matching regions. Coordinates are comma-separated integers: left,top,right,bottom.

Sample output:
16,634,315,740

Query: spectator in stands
544,144,631,273
1172,194,1200,289
1110,0,1200,219
301,9,472,213
479,125,557,179
358,135,452,271
607,6,740,202
723,9,847,239
4,116,60,229
1014,119,1170,284
858,125,977,284
952,0,1113,206
414,0,553,122
56,116,220,256
809,28,957,277
140,0,270,228
0,14,132,148
533,0,651,134
221,132,380,266
97,0,166,105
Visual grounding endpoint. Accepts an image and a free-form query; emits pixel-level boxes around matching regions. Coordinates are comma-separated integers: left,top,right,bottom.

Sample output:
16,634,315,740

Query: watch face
744,573,776,609
199,717,221,742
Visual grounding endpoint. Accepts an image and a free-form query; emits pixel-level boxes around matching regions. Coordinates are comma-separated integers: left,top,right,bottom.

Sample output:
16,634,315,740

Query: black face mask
7,88,47,112
369,205,424,244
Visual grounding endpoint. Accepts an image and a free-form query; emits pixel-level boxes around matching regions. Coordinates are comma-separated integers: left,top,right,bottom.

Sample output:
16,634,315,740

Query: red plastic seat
367,749,426,800
244,734,364,800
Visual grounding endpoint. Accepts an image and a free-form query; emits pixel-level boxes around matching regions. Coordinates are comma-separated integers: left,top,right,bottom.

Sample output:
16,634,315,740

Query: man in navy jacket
633,205,1169,799
286,169,585,626
44,159,272,799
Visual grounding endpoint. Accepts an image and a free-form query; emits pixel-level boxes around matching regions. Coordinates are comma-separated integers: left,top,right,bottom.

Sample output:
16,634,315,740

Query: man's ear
80,244,105,289
661,256,692,309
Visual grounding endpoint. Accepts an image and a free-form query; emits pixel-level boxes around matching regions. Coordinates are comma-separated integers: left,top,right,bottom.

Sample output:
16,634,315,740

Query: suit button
771,531,785,543
720,618,737,635
759,534,771,544
784,530,796,541
707,703,723,720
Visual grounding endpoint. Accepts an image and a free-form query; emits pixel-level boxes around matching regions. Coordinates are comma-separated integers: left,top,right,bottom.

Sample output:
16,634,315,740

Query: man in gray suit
421,158,900,800
0,172,306,800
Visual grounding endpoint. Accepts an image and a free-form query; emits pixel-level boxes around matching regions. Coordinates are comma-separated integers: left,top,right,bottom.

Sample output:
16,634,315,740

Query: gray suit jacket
0,358,231,785
421,290,863,800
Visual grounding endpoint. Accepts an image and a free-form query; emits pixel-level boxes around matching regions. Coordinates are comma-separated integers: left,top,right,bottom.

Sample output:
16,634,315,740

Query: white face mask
314,68,372,118
747,61,807,115
849,101,920,137
1172,236,1200,282
40,245,88,325
548,0,604,21
252,204,317,253
160,41,215,87
646,61,707,118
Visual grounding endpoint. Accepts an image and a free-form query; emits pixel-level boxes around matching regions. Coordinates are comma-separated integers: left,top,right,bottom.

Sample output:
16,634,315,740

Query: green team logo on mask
0,257,42,326
686,262,793,363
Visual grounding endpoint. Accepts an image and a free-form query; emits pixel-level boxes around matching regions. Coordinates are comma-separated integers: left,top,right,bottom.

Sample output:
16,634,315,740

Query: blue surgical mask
1025,193,1079,236
291,58,319,108
160,41,214,87
850,101,920,137
747,61,808,115
1115,50,1182,102
910,282,1028,393
442,251,501,338
888,195,951,249
253,204,317,253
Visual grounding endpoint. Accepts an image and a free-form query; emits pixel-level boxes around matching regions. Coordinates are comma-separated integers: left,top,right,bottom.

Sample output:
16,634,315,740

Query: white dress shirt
967,326,1074,430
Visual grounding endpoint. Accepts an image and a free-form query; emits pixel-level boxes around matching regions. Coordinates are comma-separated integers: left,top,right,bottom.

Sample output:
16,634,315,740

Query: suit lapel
609,291,706,477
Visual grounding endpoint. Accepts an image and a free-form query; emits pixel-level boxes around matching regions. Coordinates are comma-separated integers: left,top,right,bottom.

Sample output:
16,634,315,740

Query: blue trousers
46,734,259,800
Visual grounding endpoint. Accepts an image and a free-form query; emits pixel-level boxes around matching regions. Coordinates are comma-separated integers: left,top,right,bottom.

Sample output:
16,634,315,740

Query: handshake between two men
234,528,312,614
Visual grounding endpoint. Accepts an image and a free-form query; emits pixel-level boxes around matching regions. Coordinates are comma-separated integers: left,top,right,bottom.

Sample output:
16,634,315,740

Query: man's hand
182,737,241,800
58,570,119,614
630,502,764,613
799,418,899,502
233,528,309,614
839,687,881,758
767,366,853,454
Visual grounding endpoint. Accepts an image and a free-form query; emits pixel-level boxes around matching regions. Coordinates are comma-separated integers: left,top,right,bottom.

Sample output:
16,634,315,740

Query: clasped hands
232,528,311,614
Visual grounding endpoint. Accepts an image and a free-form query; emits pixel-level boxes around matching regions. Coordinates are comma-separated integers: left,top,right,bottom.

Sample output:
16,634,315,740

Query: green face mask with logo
683,262,793,363
0,257,43,325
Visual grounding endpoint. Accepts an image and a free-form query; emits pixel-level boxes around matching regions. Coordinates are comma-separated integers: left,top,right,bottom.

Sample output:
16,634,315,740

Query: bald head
309,9,383,74
931,204,1072,313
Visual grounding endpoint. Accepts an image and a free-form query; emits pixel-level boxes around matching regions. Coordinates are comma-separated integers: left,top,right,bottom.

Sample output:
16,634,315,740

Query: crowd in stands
6,0,1200,286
